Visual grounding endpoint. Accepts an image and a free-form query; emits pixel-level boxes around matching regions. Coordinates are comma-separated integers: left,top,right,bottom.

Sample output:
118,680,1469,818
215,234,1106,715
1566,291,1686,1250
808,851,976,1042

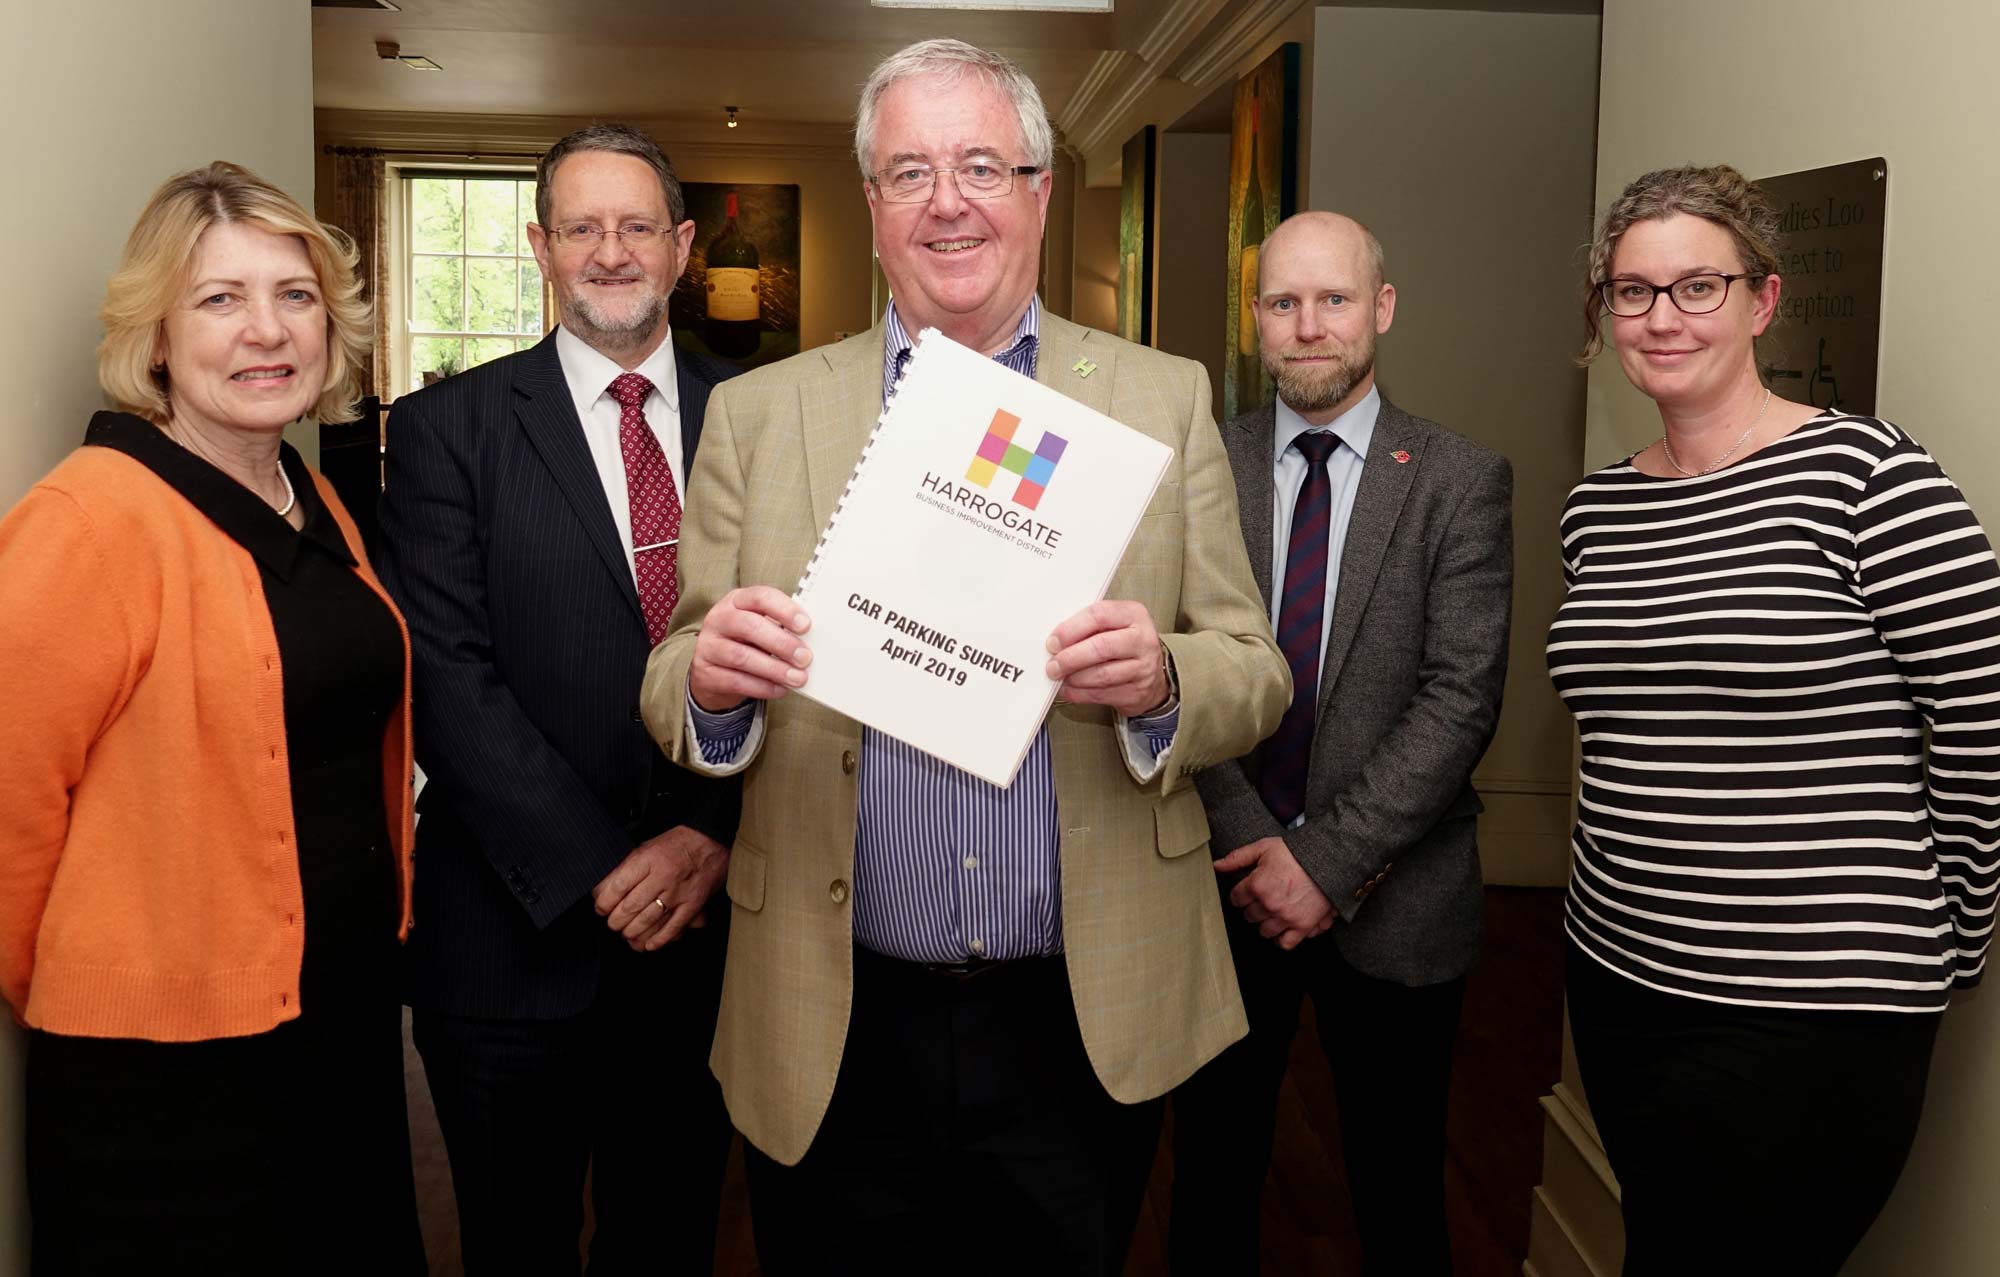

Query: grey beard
1267,349,1374,415
562,287,670,348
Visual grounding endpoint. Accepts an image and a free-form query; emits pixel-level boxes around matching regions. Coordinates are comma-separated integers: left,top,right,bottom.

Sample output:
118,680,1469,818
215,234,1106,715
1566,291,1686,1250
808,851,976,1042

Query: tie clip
633,539,678,553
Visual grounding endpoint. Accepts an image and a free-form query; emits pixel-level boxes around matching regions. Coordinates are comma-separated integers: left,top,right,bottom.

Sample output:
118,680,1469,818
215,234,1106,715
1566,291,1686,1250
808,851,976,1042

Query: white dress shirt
554,325,685,585
1271,383,1379,679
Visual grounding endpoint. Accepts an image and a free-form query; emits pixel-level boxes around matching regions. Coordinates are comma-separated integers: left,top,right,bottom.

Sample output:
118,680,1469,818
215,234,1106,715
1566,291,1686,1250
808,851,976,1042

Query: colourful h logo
965,409,1068,511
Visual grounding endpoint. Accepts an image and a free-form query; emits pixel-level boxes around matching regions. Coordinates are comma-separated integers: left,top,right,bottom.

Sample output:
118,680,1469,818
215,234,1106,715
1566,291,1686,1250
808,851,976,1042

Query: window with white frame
403,171,547,394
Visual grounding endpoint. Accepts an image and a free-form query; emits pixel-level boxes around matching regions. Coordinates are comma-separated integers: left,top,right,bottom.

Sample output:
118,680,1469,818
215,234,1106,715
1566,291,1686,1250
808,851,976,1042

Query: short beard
559,283,670,353
1263,341,1374,416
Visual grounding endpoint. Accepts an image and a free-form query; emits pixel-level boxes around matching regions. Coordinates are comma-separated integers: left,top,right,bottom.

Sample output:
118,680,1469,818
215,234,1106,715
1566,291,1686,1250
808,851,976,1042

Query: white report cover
793,329,1172,787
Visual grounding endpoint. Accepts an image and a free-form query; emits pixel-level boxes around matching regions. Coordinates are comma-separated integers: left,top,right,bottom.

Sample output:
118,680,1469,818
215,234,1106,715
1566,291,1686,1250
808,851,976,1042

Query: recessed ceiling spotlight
726,106,740,129
375,40,442,71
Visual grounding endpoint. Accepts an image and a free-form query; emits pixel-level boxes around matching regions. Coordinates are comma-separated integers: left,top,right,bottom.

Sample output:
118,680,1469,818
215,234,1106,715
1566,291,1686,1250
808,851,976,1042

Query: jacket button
630,705,644,722
829,879,849,904
841,750,857,775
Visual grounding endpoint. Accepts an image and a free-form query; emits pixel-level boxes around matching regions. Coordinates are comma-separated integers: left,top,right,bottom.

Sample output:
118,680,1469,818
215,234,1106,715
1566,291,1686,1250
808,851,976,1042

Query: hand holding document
792,329,1173,786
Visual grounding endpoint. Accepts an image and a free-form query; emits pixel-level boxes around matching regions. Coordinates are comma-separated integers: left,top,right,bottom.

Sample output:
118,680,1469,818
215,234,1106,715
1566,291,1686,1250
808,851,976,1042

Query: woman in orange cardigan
0,163,422,1274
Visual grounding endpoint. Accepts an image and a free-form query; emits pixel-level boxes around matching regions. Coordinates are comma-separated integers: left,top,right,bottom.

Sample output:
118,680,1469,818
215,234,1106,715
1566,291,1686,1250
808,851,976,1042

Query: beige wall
0,3,315,1267
1071,182,1122,335
1310,5,1601,885
1588,2,2000,1271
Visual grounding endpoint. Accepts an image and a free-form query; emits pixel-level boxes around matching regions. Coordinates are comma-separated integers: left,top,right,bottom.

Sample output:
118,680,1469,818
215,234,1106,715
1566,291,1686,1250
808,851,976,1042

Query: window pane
411,337,464,392
466,258,517,334
468,336,515,369
466,179,518,256
412,256,464,331
520,260,544,333
411,179,464,254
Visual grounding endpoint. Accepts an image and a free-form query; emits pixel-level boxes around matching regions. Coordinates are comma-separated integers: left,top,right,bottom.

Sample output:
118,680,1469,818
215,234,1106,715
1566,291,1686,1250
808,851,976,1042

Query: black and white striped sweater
1550,413,2000,1012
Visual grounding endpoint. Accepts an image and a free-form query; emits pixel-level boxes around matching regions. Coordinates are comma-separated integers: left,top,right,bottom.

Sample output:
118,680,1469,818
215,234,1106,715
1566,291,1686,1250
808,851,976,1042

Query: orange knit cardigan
0,444,414,1042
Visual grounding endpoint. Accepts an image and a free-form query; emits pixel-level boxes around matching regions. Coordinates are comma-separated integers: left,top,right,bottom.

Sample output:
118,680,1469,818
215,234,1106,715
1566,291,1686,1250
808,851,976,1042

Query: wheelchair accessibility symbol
1770,336,1843,412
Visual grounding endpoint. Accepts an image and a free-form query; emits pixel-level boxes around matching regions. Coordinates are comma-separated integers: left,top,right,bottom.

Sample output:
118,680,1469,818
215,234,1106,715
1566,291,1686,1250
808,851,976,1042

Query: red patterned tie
607,372,681,644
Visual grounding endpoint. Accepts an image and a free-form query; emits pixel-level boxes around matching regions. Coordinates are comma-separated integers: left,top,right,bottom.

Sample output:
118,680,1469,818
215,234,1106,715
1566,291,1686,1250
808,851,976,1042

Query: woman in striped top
1550,164,2000,1275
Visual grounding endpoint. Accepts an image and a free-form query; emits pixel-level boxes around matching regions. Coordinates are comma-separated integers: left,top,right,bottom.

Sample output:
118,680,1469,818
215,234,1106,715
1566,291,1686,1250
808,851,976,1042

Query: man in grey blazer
1169,212,1513,1276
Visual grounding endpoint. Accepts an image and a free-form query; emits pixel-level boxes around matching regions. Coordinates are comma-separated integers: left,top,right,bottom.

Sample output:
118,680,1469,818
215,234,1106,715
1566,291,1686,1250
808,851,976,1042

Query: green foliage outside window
406,175,543,392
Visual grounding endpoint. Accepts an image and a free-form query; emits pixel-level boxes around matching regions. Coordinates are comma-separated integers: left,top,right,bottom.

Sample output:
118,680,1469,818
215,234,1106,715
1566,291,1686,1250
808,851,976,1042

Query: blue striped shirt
693,299,1177,961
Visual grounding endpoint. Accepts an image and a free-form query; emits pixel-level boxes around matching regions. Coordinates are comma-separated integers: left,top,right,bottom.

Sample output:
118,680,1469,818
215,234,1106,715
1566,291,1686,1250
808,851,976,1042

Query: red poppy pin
1391,449,1412,464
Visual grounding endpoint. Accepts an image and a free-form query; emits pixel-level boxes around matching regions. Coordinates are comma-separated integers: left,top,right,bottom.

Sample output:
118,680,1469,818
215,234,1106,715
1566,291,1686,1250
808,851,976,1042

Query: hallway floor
405,886,1568,1275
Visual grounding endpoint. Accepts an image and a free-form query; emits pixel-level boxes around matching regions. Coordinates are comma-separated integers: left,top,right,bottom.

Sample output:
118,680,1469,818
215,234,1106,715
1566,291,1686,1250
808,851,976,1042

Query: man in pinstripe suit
376,124,741,1275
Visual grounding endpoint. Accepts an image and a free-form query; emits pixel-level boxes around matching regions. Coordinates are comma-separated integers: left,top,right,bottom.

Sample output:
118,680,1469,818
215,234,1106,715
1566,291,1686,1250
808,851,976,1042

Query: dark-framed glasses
870,161,1041,203
1598,272,1764,317
547,222,664,248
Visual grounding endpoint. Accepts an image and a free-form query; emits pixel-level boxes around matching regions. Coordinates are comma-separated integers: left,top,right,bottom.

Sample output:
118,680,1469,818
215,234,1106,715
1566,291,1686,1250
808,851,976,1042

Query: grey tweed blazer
1197,393,1513,985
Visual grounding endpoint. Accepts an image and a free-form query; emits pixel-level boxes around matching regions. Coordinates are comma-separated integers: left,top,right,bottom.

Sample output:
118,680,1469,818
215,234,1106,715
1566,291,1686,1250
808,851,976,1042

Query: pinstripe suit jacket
1198,396,1513,985
377,331,741,1019
642,312,1291,1165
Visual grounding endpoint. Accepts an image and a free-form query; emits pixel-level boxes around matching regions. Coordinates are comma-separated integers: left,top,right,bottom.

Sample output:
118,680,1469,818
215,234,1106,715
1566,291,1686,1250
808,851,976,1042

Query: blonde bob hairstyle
98,161,370,425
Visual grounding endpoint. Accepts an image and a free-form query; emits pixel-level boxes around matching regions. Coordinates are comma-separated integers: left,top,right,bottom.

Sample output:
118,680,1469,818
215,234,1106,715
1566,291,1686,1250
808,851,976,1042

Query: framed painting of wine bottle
669,182,801,369
1117,126,1156,346
1223,42,1300,419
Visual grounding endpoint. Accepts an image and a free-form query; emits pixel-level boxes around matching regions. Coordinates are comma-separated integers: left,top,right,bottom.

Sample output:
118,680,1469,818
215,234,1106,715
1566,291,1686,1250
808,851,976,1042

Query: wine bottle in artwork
1237,98,1266,402
704,191,761,359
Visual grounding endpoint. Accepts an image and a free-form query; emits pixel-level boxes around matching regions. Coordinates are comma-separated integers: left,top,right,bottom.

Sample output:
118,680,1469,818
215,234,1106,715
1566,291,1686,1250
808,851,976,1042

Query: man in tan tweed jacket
641,38,1287,1274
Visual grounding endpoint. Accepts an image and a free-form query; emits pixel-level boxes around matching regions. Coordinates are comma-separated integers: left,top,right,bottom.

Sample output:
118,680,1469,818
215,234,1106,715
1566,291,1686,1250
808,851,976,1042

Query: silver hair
854,38,1055,181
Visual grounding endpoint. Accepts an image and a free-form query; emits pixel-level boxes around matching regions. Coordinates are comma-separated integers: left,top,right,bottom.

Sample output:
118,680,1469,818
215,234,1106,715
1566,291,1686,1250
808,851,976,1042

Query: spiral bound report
790,328,1173,787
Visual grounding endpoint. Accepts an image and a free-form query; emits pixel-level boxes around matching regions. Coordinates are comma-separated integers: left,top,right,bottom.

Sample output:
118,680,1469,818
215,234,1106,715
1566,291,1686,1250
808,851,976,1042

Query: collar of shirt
883,296,1041,393
1273,381,1380,469
83,411,349,581
555,324,681,422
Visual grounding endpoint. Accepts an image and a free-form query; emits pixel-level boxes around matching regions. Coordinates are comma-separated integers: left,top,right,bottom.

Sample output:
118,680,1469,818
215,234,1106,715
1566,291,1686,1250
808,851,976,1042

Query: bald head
1252,210,1396,424
1260,211,1386,297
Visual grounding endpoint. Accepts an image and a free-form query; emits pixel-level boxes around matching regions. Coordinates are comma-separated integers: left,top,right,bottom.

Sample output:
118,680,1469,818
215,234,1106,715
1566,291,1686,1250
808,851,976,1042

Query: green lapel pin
1071,357,1098,378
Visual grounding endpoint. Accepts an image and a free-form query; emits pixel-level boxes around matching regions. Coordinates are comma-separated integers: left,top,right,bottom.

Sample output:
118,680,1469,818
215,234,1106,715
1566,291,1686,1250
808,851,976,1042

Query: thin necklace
1661,388,1772,477
274,463,297,517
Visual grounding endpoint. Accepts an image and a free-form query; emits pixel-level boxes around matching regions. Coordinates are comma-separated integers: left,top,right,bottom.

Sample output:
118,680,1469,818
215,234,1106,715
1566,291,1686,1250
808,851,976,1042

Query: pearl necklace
1662,388,1772,477
166,421,294,516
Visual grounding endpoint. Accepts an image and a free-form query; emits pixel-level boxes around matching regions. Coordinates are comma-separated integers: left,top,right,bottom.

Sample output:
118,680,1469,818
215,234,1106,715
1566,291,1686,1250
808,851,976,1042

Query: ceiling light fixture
726,106,740,129
375,40,442,71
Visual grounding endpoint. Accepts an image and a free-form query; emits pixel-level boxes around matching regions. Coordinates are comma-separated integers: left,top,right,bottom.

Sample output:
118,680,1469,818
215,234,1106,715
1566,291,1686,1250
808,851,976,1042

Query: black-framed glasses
547,222,665,248
1598,272,1764,317
869,161,1041,203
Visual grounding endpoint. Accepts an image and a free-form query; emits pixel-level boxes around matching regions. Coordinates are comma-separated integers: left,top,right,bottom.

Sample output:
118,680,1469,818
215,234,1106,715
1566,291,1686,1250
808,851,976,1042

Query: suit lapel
804,325,889,532
676,349,710,469
1035,311,1116,418
1317,398,1423,715
511,335,644,626
1234,404,1279,609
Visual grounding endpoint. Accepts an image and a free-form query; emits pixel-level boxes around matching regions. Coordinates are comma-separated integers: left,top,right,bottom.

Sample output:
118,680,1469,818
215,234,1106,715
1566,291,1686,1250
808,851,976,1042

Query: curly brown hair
1578,163,1781,363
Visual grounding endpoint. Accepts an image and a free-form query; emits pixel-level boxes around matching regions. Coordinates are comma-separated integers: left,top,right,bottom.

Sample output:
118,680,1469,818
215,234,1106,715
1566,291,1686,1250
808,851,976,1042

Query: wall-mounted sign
1756,158,1886,415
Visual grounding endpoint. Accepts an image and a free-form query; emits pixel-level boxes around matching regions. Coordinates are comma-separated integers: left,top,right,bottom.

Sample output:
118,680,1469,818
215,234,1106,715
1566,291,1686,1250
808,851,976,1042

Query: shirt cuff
686,694,763,773
1118,704,1180,781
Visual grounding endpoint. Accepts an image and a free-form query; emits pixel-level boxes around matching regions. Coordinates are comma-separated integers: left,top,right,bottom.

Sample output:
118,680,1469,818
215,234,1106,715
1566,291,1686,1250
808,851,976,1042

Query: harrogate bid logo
965,408,1068,511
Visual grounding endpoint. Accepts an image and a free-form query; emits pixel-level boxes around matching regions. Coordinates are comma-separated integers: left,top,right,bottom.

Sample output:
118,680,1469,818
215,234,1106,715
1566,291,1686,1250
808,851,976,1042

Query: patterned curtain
328,151,388,400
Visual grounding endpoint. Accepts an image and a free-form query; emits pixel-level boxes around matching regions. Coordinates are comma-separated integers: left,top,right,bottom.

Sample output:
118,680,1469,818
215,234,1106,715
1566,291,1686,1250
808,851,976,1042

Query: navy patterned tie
1258,431,1339,825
